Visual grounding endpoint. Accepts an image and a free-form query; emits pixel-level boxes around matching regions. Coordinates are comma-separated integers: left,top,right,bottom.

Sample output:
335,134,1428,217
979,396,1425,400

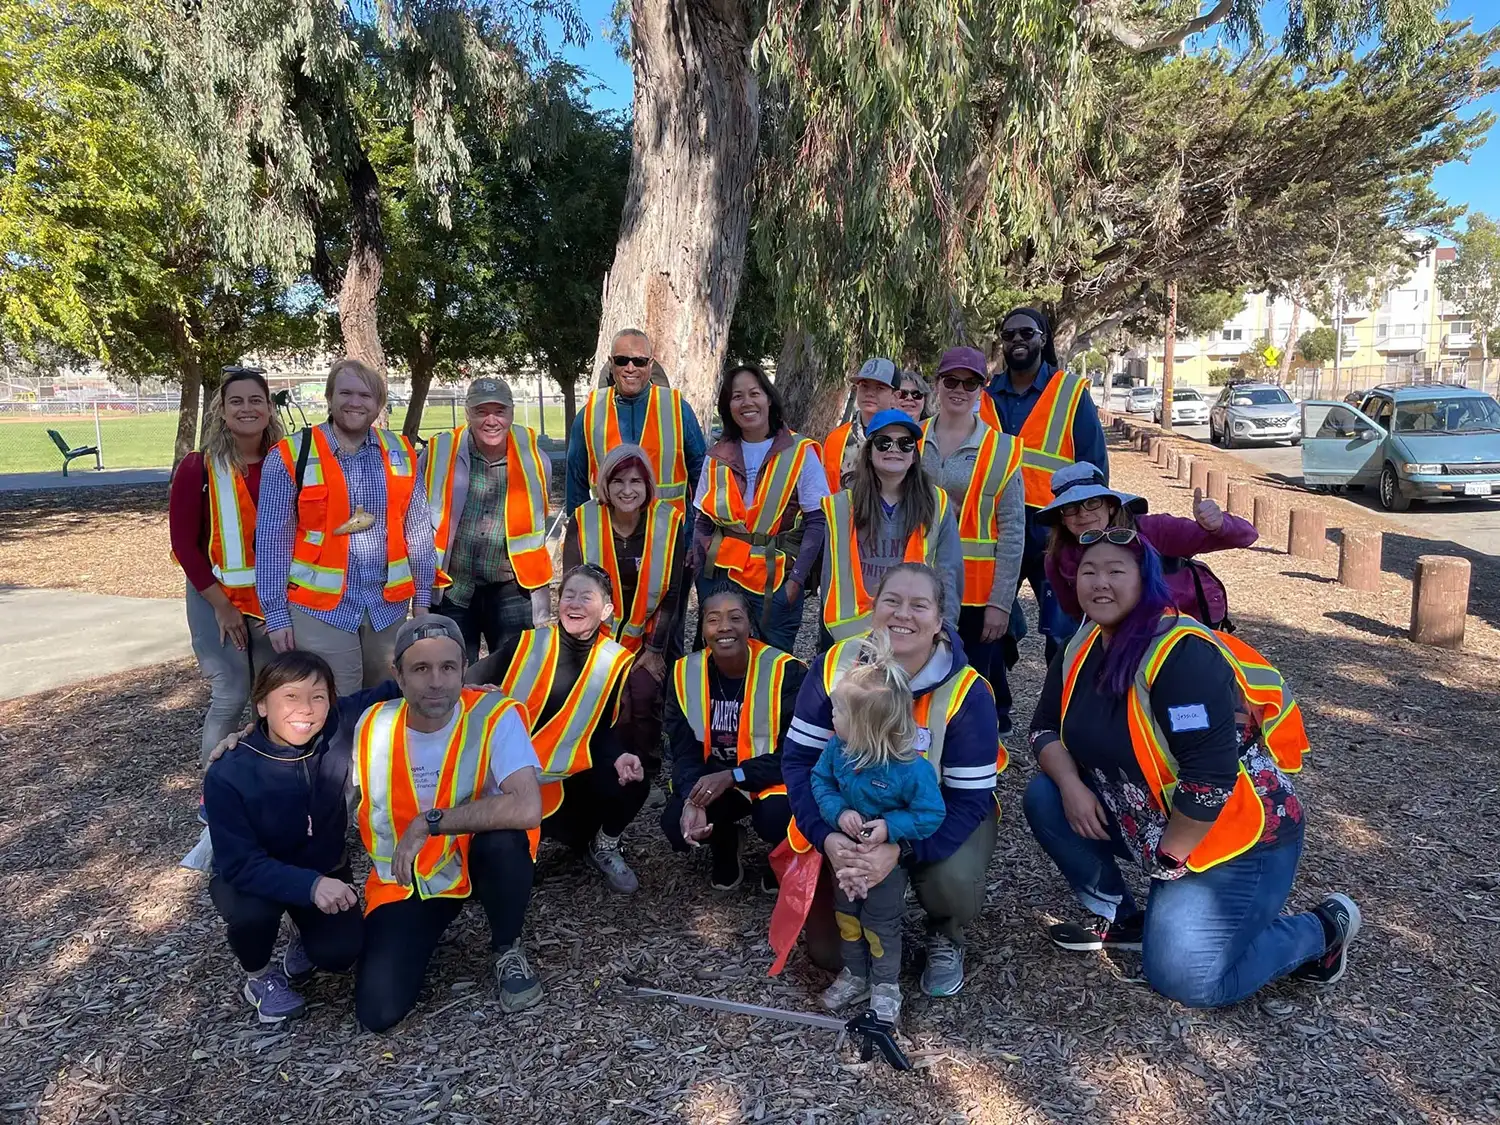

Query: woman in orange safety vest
1022,523,1361,1007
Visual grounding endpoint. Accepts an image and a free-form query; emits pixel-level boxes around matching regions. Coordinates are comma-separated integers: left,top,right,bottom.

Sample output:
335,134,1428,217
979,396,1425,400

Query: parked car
1125,385,1157,414
1300,384,1500,511
1154,387,1210,426
1209,382,1299,447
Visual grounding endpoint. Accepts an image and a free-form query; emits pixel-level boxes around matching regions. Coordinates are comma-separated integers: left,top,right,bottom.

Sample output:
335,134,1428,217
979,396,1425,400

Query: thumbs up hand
1193,486,1224,532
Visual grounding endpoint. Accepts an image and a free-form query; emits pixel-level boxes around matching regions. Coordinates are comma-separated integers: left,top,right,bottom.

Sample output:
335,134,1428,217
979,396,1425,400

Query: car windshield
1173,390,1201,401
1130,387,1153,397
1393,396,1500,434
1230,388,1292,407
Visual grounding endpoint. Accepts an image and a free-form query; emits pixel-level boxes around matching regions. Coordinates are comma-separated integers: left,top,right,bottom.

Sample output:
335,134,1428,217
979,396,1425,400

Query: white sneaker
819,967,870,1011
587,831,640,895
870,982,902,1024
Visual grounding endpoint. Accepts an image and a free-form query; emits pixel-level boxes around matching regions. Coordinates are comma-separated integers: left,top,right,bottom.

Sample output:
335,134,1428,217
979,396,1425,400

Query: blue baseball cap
865,408,923,441
1035,462,1148,526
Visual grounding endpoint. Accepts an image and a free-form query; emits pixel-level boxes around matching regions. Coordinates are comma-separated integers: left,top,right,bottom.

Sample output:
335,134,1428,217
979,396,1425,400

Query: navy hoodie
204,681,402,905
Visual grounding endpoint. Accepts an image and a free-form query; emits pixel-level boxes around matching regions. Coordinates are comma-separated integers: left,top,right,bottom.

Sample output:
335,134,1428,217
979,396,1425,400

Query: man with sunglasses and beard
567,328,707,520
979,308,1109,667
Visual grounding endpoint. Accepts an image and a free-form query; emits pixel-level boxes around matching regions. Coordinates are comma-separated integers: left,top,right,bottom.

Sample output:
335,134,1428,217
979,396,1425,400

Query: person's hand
204,722,255,767
312,875,359,914
689,770,735,807
823,832,860,871
842,841,900,885
837,868,870,901
615,753,645,785
980,604,1010,643
639,650,667,684
1060,776,1111,841
269,627,296,654
781,578,802,605
837,809,866,841
1193,487,1224,533
392,817,429,887
214,601,249,651
680,802,712,846
859,818,888,847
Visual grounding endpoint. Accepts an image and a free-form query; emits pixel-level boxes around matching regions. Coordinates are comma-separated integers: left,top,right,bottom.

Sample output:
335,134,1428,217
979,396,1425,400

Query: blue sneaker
243,968,306,1023
282,933,313,983
197,795,208,826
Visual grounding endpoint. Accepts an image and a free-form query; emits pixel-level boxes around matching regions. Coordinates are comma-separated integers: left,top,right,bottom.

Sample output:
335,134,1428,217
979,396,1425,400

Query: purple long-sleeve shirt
1046,512,1258,624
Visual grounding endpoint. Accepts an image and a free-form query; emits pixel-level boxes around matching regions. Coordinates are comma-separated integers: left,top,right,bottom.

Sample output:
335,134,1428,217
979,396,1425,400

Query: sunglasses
1078,527,1139,547
941,375,985,392
1058,496,1108,518
871,435,917,454
1000,327,1039,343
612,355,651,369
895,389,925,401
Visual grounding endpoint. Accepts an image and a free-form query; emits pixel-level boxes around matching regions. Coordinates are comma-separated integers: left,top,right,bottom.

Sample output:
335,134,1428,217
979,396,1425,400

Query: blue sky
550,1,1500,225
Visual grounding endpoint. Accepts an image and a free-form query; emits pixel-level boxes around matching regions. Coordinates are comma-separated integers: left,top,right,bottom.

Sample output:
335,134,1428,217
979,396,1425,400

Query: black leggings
660,790,791,853
540,764,650,849
209,867,363,974
354,829,535,1033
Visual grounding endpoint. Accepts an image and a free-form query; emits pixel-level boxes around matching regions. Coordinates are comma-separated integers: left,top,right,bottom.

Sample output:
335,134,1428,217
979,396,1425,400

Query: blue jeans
1023,773,1326,1008
695,573,804,654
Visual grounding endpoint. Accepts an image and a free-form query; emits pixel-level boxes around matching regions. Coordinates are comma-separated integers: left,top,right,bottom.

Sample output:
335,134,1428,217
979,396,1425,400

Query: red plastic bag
767,839,822,976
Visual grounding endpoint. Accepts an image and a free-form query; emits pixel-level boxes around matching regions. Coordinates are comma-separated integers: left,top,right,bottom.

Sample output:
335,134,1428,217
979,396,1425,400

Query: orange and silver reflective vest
786,636,1006,852
204,455,264,619
574,499,683,653
977,394,1001,431
421,425,551,591
921,419,1023,607
818,486,949,642
699,435,817,595
499,625,634,819
583,387,689,512
673,639,800,800
274,426,418,611
821,422,856,493
1014,369,1089,508
354,689,522,912
1060,614,1309,873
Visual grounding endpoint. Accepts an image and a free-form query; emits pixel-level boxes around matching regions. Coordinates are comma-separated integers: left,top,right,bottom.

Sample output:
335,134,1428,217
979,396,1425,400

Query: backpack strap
294,427,313,497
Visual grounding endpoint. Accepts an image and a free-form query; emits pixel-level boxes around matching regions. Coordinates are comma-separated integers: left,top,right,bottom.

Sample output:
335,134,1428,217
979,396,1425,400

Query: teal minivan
1299,383,1500,511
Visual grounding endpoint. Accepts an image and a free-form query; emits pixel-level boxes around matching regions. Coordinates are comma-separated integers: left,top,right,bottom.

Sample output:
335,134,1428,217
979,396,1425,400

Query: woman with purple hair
1023,523,1362,1008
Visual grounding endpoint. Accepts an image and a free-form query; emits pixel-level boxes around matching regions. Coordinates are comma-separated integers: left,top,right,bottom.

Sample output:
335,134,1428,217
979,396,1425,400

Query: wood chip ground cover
1,437,1497,1123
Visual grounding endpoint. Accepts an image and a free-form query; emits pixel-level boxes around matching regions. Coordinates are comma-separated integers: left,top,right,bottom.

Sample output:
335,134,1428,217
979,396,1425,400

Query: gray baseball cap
465,376,514,409
393,614,466,666
851,357,899,388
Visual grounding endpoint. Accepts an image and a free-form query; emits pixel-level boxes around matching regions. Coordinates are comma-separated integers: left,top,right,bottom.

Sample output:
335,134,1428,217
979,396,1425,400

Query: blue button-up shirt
255,424,437,634
565,388,707,514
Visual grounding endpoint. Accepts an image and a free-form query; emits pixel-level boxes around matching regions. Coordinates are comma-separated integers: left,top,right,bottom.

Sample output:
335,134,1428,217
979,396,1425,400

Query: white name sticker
1168,704,1210,732
913,728,933,753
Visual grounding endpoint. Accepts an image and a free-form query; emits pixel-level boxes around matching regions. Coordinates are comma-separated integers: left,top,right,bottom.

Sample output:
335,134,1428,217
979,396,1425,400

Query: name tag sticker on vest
1168,704,1210,732
913,728,933,753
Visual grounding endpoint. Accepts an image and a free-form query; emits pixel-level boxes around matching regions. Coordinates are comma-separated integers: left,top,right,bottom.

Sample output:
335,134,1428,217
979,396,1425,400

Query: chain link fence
1285,361,1497,403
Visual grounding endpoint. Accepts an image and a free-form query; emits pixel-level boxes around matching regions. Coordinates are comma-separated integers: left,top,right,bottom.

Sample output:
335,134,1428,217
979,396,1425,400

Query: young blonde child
809,633,945,1024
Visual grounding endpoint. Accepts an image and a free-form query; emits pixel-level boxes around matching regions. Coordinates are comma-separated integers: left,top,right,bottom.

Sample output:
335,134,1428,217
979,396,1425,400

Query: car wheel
1224,426,1238,449
1288,438,1301,447
1379,463,1411,512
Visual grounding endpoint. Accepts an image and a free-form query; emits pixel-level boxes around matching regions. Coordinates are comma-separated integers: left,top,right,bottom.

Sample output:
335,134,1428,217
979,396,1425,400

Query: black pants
354,829,535,1033
540,765,650,849
957,604,1012,720
209,867,363,974
442,580,534,663
660,790,792,853
1017,549,1062,664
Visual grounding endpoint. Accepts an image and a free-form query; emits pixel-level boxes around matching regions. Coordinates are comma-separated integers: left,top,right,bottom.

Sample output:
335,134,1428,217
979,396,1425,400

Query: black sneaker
996,713,1014,737
758,867,779,896
710,827,743,891
1049,913,1144,952
1292,893,1361,985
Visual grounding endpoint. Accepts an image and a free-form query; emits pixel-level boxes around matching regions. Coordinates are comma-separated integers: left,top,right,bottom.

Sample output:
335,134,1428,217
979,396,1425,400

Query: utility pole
1161,279,1177,433
1332,278,1345,399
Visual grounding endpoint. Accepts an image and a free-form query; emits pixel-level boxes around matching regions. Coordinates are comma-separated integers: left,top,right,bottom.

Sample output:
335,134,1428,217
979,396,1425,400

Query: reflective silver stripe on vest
507,426,549,554
744,644,783,757
1021,370,1088,475
535,629,632,782
586,391,610,477
207,456,254,587
821,492,865,641
579,501,673,643
357,702,402,874
424,429,460,566
288,430,343,594
651,387,685,502
677,649,709,743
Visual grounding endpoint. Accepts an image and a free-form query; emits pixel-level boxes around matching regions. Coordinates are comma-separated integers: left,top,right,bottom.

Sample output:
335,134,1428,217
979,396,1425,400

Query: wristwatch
732,767,746,784
425,808,445,836
1148,844,1188,881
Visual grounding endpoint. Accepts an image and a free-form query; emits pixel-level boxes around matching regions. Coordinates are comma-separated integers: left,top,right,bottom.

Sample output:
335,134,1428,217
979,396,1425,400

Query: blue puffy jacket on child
810,736,946,842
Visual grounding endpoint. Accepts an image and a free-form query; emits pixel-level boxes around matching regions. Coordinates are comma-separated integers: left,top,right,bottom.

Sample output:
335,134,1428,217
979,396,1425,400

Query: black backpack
1161,555,1236,634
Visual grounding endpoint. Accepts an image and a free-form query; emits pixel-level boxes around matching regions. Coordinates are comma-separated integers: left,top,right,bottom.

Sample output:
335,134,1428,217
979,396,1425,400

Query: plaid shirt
255,424,436,634
444,436,513,609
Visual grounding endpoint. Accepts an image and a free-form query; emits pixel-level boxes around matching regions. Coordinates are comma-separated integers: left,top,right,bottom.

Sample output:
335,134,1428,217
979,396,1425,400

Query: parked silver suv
1209,382,1299,448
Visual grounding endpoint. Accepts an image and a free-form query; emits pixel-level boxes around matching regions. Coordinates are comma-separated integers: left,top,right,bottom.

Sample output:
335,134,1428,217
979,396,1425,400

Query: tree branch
1088,0,1236,54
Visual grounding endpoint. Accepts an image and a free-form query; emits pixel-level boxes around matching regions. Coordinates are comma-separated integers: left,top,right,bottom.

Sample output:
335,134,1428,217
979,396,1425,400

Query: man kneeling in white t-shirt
350,614,544,1031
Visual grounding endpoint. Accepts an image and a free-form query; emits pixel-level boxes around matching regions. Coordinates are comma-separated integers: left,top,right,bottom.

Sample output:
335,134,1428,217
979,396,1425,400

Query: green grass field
0,403,571,475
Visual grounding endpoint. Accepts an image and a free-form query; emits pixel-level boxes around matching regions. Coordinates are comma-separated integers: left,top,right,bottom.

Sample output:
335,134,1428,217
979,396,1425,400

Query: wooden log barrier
1227,481,1254,519
1189,458,1210,494
1287,508,1327,560
1176,454,1194,483
1410,555,1471,649
1253,494,1282,541
1206,469,1229,507
1338,529,1383,592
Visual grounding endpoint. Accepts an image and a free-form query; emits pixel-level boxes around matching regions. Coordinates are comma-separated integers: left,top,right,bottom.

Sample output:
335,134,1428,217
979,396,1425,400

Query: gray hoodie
858,501,962,625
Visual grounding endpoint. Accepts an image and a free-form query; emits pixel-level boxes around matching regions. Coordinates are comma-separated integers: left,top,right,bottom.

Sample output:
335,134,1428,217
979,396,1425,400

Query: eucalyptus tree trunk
339,150,387,373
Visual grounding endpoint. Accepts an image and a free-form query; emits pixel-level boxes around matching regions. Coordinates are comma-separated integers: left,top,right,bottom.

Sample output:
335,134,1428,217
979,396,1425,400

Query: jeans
438,580,535,663
289,606,404,697
209,865,363,974
695,573,804,655
1022,773,1326,1008
185,582,277,767
834,867,908,985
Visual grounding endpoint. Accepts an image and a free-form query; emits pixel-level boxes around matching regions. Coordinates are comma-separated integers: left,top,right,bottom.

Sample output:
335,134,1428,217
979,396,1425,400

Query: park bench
47,429,102,476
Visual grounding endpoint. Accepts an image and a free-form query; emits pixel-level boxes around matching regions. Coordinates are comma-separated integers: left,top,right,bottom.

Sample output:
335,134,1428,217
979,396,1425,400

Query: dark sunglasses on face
895,389,924,401
1078,527,1138,547
941,375,984,392
1000,327,1039,343
871,435,917,454
612,355,651,369
1058,496,1108,518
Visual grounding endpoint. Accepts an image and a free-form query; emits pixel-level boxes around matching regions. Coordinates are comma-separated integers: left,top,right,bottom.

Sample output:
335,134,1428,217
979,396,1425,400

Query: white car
1125,385,1157,414
1155,388,1210,426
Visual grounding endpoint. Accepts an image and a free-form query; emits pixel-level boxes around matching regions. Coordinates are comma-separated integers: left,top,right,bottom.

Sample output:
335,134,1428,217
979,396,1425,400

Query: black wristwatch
425,808,445,836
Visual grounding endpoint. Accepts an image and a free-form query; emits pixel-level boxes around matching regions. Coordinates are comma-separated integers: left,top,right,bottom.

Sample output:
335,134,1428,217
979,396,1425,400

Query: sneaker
920,933,965,997
1048,912,1145,953
996,713,1014,738
587,831,640,895
243,968,306,1023
282,933,313,983
710,827,743,891
870,982,902,1024
1292,893,1362,985
819,967,870,1011
644,785,668,811
196,795,209,826
492,942,543,1013
758,867,779,896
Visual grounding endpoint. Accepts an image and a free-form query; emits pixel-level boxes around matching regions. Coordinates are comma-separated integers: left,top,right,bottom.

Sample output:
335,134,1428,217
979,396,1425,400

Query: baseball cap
865,408,923,440
936,346,987,380
850,357,899,388
465,377,514,409
392,614,466,666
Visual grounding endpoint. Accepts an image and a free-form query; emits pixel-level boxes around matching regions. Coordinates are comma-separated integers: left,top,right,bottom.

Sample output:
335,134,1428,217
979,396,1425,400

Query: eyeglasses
612,355,651,369
1000,327,1039,343
1058,496,1108,519
1078,527,1138,547
871,435,917,454
895,389,925,401
941,375,985,392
